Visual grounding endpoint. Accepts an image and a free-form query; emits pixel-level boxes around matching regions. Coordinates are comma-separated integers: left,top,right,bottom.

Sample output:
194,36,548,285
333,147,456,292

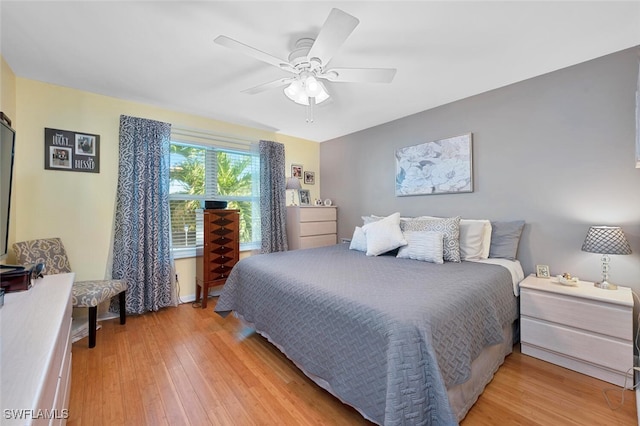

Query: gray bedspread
215,244,517,425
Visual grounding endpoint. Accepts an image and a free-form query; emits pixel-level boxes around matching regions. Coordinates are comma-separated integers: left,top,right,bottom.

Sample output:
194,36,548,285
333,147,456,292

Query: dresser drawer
299,221,336,237
521,317,632,372
521,288,631,340
299,234,337,249
299,207,336,222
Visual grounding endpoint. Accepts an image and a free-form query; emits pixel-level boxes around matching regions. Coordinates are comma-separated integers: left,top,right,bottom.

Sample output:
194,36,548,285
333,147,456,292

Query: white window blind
169,130,260,257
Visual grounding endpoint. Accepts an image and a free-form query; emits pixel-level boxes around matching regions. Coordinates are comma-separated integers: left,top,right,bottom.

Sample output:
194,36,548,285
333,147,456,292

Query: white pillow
397,231,444,263
349,226,367,252
459,219,492,260
362,212,407,256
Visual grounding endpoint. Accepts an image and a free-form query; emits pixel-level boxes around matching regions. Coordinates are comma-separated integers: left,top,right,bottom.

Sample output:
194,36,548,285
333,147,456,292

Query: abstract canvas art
395,133,473,196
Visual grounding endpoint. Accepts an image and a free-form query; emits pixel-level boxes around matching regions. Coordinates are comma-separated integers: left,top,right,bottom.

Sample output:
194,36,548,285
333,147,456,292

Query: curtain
111,115,176,314
259,140,288,253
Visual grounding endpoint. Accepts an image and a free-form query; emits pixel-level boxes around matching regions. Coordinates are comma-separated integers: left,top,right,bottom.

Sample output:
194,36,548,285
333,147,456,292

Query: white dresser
1,273,74,425
520,274,633,386
286,206,337,250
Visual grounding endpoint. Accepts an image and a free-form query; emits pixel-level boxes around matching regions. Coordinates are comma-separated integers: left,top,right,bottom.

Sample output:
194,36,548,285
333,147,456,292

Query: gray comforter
215,244,517,425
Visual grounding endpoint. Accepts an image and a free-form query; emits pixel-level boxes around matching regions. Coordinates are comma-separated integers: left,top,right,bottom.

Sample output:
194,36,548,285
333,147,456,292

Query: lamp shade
285,177,301,190
581,226,631,255
283,78,330,106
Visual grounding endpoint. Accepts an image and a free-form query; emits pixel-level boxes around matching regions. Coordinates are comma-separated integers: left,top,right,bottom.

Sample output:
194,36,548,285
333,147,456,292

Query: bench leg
119,292,126,325
88,306,97,349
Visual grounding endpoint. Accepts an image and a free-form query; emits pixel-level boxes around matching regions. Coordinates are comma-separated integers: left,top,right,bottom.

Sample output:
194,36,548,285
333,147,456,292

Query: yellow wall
12,77,319,300
0,56,16,122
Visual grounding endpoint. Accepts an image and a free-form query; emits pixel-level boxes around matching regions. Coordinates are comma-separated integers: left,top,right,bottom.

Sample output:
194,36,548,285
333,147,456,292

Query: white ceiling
1,1,639,142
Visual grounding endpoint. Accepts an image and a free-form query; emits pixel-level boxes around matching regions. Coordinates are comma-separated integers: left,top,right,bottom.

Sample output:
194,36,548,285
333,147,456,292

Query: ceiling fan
214,8,397,122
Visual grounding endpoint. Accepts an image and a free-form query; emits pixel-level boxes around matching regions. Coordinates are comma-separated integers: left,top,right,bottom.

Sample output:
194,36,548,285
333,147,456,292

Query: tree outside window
169,142,260,254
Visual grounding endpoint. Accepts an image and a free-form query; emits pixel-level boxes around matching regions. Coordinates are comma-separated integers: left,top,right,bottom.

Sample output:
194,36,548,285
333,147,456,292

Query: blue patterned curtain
112,115,176,314
259,140,288,253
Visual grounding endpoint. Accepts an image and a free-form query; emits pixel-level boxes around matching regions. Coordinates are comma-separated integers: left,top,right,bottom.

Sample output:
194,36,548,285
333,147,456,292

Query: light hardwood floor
68,299,636,425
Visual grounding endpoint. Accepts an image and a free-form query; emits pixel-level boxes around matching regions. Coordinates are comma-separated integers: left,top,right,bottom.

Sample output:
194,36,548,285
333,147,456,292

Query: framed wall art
304,171,315,185
44,127,100,173
291,163,303,179
395,133,472,196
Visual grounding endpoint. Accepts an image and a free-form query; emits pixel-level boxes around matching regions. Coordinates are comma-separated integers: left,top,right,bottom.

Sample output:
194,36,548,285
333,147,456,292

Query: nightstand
520,274,633,386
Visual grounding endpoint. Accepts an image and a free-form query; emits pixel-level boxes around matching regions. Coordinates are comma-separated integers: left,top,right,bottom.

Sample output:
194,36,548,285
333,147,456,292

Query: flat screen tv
0,119,16,265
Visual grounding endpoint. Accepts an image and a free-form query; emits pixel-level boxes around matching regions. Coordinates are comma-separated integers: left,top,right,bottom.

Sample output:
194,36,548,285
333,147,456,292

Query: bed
215,216,525,426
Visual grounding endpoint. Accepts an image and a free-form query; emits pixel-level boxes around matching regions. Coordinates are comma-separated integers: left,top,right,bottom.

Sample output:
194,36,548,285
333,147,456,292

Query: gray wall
320,46,640,290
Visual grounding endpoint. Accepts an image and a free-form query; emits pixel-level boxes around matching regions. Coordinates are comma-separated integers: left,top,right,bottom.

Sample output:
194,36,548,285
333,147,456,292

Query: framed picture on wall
292,164,303,179
304,171,315,185
44,127,100,173
395,133,472,196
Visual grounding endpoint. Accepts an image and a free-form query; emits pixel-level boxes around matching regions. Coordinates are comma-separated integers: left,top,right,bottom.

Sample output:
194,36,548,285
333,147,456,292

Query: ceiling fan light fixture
304,75,321,97
284,78,329,106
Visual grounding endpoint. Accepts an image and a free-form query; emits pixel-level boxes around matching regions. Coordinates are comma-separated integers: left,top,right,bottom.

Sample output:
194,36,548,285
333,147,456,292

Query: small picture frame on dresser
536,264,550,278
298,189,311,205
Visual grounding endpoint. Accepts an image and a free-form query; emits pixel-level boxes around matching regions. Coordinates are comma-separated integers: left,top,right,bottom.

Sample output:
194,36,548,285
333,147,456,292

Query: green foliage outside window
169,143,258,248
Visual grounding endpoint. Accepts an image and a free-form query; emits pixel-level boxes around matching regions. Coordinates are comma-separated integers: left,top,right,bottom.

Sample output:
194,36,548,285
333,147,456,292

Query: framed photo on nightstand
536,264,550,278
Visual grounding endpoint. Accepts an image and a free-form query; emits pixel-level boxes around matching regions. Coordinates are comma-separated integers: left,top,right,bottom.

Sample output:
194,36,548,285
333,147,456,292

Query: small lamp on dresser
286,177,302,205
581,225,631,290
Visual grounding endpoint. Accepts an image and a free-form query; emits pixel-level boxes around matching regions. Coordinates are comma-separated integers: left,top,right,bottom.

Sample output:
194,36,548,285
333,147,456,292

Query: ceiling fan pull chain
306,97,316,123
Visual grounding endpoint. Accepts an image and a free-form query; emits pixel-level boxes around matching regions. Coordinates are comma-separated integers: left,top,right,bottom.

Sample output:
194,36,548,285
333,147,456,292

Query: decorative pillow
349,227,367,252
362,212,407,256
489,220,525,260
396,231,444,264
459,219,492,260
361,215,382,226
401,216,461,262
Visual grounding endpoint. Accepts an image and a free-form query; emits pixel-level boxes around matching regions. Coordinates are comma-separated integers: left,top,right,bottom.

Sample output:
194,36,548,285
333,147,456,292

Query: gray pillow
401,216,461,262
489,220,525,260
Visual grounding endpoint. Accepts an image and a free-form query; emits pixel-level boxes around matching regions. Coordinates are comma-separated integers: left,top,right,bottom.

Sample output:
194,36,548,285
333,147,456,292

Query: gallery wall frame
304,171,315,185
395,133,473,196
44,127,100,173
291,163,303,179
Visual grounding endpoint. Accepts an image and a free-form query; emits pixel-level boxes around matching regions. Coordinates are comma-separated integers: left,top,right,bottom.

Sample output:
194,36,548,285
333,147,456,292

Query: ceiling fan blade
320,68,397,83
241,77,295,95
307,8,359,66
214,35,295,73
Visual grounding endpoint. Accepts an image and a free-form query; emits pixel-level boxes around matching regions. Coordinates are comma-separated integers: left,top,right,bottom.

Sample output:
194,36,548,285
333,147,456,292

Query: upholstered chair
13,238,127,348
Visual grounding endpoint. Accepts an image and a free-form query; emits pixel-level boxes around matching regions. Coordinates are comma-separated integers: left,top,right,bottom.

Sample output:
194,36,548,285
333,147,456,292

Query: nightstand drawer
521,289,631,340
521,317,632,372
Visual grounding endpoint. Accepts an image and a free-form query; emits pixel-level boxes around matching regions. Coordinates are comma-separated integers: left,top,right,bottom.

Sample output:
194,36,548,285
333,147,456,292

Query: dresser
520,274,633,386
195,209,239,309
286,206,337,250
1,273,74,425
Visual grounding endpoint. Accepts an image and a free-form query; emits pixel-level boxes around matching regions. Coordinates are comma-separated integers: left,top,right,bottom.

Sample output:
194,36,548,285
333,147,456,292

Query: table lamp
581,226,631,290
285,177,301,205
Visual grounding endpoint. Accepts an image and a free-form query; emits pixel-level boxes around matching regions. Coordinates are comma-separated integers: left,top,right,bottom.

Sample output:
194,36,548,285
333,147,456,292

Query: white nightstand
520,274,633,387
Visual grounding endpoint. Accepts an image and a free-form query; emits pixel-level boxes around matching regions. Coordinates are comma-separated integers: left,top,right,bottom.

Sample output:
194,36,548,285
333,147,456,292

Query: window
169,141,260,257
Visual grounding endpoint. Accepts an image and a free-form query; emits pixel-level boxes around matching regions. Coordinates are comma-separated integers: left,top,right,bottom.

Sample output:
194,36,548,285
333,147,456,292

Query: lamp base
594,280,618,290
